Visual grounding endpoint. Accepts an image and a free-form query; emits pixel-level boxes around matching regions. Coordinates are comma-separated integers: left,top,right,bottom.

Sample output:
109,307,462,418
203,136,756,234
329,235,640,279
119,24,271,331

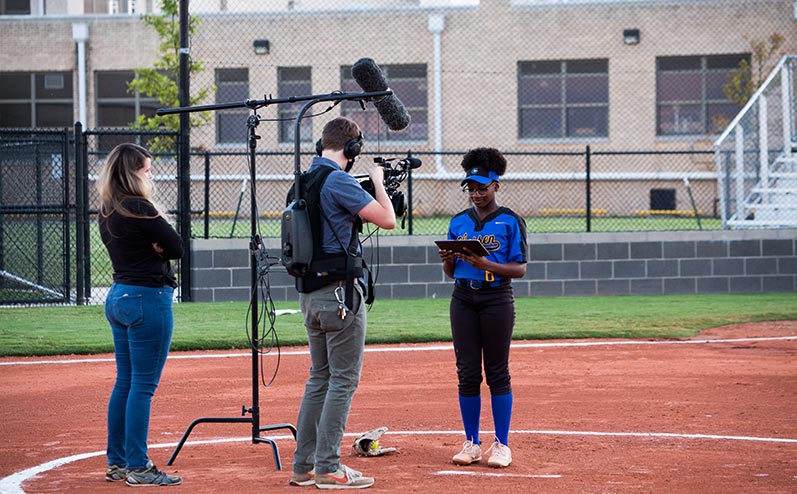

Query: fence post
74,122,85,306
34,133,44,287
62,128,72,302
204,151,210,239
178,0,192,301
82,129,91,302
585,145,592,232
407,149,414,235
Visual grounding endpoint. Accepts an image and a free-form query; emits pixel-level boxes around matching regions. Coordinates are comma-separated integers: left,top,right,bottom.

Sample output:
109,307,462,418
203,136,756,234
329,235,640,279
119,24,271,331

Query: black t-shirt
99,197,184,288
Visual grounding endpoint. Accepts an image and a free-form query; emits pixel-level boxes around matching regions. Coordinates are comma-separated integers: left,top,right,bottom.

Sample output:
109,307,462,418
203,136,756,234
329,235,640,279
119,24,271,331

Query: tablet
434,239,489,256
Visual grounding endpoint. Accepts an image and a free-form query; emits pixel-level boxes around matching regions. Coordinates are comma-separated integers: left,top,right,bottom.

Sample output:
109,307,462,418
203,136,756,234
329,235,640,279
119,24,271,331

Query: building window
656,54,748,136
0,0,30,14
87,0,153,14
215,68,249,145
95,71,160,150
278,66,312,144
96,71,160,126
84,0,106,13
0,72,73,128
340,64,427,142
518,59,609,139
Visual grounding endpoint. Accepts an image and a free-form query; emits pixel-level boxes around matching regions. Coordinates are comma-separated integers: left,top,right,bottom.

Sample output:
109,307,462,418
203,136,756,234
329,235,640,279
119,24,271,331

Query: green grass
0,293,794,357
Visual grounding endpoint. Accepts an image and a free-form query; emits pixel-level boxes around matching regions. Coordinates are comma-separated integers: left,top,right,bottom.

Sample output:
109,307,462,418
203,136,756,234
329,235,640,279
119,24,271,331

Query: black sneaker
125,461,183,487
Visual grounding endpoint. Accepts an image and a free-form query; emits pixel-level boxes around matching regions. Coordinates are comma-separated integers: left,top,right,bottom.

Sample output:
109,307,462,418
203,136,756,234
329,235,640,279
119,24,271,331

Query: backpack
281,166,366,299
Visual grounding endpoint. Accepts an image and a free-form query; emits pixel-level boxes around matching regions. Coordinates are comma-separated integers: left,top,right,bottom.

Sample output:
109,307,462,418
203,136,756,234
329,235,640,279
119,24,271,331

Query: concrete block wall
190,230,796,303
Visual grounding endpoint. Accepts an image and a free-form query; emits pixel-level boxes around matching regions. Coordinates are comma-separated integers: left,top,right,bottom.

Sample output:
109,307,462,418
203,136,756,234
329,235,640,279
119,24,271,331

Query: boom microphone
351,58,411,131
397,157,422,169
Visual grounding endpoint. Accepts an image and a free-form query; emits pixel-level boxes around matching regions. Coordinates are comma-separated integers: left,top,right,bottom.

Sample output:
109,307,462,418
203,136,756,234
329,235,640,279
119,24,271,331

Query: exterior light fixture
253,39,270,55
623,29,640,45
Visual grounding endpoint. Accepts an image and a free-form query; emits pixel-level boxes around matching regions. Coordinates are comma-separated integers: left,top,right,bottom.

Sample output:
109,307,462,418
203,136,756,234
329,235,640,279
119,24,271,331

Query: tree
723,33,786,107
128,0,213,152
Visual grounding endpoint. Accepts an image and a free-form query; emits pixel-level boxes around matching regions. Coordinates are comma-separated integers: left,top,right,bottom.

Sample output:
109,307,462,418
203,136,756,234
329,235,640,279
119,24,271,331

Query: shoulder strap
300,166,337,255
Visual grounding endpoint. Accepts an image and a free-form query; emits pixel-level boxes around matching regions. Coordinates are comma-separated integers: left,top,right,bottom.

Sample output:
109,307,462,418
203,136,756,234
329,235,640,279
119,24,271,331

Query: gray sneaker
315,465,374,489
105,464,126,482
289,468,315,486
125,462,183,487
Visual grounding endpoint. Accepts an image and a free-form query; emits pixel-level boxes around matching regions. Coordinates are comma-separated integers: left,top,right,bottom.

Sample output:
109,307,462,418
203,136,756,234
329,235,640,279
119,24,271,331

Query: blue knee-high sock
491,392,513,445
458,395,481,444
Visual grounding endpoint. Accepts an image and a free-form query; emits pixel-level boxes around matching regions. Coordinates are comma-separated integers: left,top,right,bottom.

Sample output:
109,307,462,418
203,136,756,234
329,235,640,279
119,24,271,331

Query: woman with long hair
97,142,184,487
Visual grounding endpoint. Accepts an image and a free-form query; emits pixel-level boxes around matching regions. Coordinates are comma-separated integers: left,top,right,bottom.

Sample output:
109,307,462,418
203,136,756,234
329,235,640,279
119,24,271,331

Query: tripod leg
254,423,297,470
260,422,297,439
167,417,251,466
254,436,284,470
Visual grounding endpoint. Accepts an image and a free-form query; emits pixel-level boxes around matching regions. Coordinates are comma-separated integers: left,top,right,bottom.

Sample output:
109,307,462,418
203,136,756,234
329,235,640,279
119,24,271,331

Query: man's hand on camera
367,163,386,188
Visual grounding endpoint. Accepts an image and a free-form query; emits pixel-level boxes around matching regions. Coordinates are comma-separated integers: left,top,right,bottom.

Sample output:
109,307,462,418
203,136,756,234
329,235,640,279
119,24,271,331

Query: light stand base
167,416,297,469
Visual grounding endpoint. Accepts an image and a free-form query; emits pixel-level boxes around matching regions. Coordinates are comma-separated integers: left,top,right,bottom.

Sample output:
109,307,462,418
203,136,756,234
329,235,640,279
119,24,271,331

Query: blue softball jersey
448,206,528,282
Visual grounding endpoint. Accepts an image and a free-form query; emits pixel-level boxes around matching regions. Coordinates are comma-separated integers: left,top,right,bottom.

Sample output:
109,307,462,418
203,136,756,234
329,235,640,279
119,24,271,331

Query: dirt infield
1,321,796,494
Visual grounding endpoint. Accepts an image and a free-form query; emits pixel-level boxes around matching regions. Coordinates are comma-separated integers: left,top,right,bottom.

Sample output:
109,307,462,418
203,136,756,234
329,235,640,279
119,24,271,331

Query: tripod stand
156,89,392,470
166,110,296,470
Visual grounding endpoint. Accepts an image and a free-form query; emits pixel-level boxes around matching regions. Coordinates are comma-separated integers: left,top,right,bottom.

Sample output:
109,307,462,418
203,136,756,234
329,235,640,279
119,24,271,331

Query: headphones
315,132,363,160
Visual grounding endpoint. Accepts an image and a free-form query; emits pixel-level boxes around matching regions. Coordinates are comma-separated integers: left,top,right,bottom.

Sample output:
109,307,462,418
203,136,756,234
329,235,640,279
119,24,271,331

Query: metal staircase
715,55,797,229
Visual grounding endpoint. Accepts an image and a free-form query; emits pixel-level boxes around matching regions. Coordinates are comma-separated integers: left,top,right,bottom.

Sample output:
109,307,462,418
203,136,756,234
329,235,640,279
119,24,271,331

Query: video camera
358,154,421,219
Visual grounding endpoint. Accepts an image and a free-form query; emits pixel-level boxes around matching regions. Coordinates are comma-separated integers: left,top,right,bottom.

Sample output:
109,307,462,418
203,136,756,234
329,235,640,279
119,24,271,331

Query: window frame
214,67,250,145
0,0,31,15
0,71,73,128
95,70,161,128
277,66,312,144
517,59,609,141
655,53,749,137
339,63,427,144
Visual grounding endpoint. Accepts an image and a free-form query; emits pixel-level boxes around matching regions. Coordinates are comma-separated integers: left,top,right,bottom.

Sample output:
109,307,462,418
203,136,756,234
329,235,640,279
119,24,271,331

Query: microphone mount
155,89,393,115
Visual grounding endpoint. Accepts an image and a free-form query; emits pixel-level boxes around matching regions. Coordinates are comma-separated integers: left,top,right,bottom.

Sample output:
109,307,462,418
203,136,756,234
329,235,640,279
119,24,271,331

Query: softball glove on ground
351,426,397,457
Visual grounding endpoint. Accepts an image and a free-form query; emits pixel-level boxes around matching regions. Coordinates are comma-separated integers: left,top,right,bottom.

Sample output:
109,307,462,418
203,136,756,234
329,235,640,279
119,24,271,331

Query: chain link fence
168,0,792,237
80,129,181,303
186,147,717,238
1,0,794,304
0,129,72,304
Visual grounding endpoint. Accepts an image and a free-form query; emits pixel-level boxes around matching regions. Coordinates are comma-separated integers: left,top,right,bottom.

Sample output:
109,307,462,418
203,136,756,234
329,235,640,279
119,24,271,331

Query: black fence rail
186,147,717,239
1,125,718,306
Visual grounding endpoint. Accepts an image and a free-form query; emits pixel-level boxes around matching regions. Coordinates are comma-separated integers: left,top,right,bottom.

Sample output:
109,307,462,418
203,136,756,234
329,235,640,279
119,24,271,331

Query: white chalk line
434,470,562,478
2,335,795,366
2,428,796,493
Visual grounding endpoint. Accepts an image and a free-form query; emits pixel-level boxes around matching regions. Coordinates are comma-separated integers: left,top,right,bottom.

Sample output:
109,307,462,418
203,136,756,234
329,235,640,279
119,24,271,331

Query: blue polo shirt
448,206,527,282
310,157,374,254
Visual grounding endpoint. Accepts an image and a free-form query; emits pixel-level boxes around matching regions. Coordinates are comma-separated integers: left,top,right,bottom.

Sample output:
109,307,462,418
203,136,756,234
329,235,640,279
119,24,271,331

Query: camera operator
290,117,395,490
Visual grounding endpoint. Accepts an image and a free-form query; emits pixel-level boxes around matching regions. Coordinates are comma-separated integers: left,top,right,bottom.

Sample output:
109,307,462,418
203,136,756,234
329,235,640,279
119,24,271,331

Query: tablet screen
434,240,489,256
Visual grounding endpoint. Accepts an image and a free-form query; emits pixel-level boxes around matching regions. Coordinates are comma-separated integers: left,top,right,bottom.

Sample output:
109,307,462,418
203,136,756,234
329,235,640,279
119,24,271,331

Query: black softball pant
450,285,515,397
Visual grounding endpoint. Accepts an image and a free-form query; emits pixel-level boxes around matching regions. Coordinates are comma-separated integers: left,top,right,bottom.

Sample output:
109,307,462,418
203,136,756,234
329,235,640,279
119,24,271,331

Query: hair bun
460,147,507,176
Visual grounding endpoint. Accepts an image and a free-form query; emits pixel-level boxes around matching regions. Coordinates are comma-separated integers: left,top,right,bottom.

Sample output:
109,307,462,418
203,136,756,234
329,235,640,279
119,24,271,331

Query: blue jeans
105,283,174,471
293,283,366,476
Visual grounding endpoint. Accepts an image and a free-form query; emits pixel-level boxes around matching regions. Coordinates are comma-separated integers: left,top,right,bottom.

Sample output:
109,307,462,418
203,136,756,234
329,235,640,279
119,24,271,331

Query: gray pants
292,282,366,476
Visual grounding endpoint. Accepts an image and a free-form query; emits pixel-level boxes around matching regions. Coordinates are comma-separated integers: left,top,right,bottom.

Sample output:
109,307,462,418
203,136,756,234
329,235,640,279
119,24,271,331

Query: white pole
735,125,745,221
759,95,769,206
428,14,445,175
782,64,792,159
72,23,89,127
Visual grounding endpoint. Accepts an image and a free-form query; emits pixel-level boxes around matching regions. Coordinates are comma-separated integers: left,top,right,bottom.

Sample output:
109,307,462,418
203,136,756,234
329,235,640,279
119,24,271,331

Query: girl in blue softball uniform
438,147,527,468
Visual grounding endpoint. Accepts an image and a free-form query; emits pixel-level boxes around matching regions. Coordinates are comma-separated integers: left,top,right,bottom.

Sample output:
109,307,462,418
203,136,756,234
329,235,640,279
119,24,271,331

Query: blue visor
461,167,500,186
